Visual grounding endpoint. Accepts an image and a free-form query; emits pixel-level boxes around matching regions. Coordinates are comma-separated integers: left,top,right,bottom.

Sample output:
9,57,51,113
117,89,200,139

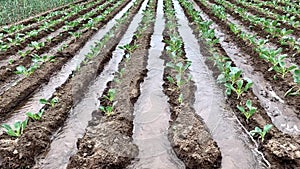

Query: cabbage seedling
103,89,116,102
178,93,184,105
1,119,28,137
40,97,59,107
237,100,257,122
26,109,44,121
250,124,272,142
225,78,253,99
99,101,117,116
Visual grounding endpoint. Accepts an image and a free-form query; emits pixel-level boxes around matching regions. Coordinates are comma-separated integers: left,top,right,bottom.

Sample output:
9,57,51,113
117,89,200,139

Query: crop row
196,0,300,111
0,0,89,35
211,0,300,56
162,0,222,168
0,0,137,167
0,0,119,97
181,0,300,167
0,0,106,57
233,0,300,30
253,0,300,19
68,0,156,167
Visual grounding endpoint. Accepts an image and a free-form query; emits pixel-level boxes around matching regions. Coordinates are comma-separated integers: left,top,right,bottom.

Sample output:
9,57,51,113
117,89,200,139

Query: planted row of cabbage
181,0,300,167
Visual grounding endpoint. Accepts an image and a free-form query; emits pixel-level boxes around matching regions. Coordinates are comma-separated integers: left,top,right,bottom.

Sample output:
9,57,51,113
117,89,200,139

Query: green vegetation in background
0,0,76,25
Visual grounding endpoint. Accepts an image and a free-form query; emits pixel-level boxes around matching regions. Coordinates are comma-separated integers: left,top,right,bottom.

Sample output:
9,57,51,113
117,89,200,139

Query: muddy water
1,0,137,127
129,0,185,168
174,0,269,168
191,0,300,135
34,0,149,168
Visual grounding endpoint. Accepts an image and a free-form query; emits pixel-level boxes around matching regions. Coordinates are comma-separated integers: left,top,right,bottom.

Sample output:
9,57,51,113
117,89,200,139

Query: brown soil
210,0,298,56
0,0,135,167
67,0,153,168
0,0,107,60
160,0,222,168
196,0,300,118
227,0,300,37
0,0,87,27
187,1,300,168
0,0,131,120
0,0,112,89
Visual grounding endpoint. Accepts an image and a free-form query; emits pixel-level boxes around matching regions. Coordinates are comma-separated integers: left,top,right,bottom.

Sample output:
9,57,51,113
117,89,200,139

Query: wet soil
67,0,153,168
195,0,300,119
0,1,134,167
0,0,130,119
175,1,269,168
160,0,222,168
0,0,112,92
209,0,299,58
0,0,86,28
0,0,107,61
190,0,300,168
227,0,300,37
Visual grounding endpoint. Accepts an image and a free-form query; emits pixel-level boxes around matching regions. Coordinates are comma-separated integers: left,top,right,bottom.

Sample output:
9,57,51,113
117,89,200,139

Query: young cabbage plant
228,67,242,84
1,119,28,137
270,55,297,78
103,89,116,102
15,65,30,76
237,100,257,122
18,50,31,58
178,93,184,105
99,101,117,116
166,61,191,75
285,69,300,96
250,124,273,142
225,78,253,99
26,109,44,121
40,97,59,107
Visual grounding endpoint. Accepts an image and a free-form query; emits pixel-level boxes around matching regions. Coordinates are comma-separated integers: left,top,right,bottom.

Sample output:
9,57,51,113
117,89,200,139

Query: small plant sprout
26,109,44,121
99,101,117,116
40,97,59,107
103,89,116,102
178,93,184,105
285,69,300,96
250,124,273,142
1,119,28,137
166,61,191,75
225,78,253,99
237,100,257,122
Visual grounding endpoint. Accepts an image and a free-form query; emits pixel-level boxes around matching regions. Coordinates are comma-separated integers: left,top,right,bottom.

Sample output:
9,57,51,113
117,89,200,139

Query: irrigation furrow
193,0,300,121
192,0,300,134
161,0,222,168
188,0,300,168
128,0,185,168
0,0,131,120
67,0,155,167
174,0,269,168
0,0,93,40
1,0,135,128
32,1,142,168
0,0,107,59
0,0,112,92
0,0,86,29
0,1,140,168
208,0,300,59
226,0,300,37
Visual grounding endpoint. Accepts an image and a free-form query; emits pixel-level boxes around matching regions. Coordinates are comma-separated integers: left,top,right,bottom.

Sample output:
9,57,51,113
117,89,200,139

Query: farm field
0,0,299,168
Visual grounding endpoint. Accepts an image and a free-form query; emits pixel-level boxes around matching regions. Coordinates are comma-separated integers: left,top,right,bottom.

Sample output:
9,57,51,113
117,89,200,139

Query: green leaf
39,98,48,104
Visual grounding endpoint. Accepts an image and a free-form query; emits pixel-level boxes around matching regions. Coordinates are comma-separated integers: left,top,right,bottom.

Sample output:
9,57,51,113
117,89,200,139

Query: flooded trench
191,0,300,135
34,0,149,168
129,0,185,168
1,0,136,127
173,0,269,168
